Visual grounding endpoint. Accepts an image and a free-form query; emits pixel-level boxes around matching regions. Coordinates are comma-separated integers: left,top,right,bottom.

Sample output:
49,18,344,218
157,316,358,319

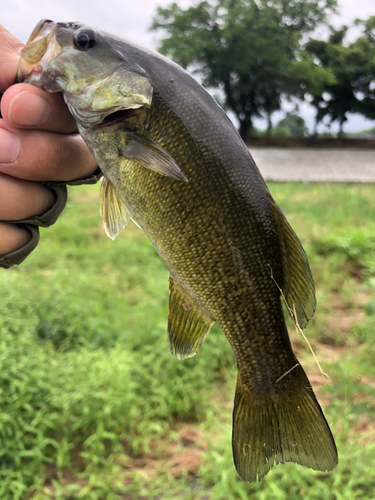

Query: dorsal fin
271,202,316,328
168,277,214,359
100,176,131,240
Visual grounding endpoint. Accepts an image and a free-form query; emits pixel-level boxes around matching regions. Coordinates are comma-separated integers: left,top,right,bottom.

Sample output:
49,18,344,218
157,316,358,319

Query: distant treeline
151,0,375,139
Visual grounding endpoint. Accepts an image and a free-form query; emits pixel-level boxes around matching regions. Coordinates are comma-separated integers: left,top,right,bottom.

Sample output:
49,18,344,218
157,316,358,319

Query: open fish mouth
16,19,64,92
25,19,56,51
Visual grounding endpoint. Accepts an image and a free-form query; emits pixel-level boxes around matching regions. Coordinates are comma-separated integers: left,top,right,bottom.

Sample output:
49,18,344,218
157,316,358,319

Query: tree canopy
151,0,338,140
306,17,375,136
274,112,309,137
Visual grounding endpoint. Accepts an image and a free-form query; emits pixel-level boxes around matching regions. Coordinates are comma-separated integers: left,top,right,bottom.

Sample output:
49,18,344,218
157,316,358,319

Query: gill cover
64,69,153,127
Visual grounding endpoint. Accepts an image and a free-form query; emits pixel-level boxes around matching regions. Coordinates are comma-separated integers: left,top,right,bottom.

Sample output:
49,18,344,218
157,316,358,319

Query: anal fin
168,277,214,359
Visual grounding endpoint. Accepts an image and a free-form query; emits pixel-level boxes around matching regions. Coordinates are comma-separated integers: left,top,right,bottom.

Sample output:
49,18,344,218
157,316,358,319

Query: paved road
250,148,375,182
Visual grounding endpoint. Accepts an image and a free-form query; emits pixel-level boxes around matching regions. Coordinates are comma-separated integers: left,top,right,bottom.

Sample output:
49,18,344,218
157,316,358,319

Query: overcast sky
2,0,375,133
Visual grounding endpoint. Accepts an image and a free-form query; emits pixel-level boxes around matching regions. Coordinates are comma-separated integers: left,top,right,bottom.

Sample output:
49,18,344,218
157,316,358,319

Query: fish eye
73,30,97,51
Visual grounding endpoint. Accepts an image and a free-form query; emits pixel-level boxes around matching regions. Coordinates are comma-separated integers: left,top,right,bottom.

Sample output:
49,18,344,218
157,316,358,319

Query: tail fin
232,368,338,482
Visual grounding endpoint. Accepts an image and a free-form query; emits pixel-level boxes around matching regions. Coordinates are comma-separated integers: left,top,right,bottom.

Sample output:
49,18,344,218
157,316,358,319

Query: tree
150,0,337,141
274,112,309,137
305,18,375,137
352,16,375,121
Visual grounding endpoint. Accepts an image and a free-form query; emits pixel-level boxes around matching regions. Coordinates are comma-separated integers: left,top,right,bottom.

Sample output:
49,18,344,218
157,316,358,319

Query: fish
17,19,338,482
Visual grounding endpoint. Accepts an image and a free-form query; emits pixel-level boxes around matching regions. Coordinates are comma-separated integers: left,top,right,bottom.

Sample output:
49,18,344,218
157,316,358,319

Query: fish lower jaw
17,67,62,93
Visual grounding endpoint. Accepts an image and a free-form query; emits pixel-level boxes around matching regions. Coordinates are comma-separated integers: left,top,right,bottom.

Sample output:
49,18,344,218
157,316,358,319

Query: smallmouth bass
17,19,337,482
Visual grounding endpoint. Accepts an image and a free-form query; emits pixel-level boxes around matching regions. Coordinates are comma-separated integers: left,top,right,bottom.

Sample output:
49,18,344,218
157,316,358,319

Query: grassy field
0,182,374,499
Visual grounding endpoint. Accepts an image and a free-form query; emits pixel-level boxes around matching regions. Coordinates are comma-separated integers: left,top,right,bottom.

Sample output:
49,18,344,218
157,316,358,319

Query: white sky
2,0,375,133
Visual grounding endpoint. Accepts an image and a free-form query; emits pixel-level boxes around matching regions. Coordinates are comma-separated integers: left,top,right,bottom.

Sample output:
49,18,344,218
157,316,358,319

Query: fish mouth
16,19,63,92
24,19,56,54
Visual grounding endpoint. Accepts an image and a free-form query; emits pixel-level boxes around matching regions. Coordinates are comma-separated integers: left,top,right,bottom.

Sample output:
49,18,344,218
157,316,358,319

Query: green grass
1,182,374,499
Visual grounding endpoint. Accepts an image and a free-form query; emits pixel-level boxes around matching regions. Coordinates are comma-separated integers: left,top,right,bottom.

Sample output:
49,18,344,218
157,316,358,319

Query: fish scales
17,20,338,482
139,95,292,385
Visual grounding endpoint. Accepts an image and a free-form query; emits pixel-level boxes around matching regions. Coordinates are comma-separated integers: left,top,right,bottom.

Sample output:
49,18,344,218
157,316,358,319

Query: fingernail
9,91,52,126
0,128,20,163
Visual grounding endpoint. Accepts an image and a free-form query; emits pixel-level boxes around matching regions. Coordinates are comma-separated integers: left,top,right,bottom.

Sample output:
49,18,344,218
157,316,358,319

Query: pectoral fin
121,133,188,182
168,278,214,359
100,176,131,240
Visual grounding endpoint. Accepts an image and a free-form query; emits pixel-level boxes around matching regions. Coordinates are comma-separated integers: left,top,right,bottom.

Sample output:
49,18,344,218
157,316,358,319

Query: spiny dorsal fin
272,202,316,328
100,176,131,240
168,277,214,359
121,133,188,182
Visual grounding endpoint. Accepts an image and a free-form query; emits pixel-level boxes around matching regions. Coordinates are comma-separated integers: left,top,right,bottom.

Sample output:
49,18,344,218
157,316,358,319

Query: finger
0,221,31,255
1,83,78,134
0,25,24,93
0,121,97,182
0,173,55,221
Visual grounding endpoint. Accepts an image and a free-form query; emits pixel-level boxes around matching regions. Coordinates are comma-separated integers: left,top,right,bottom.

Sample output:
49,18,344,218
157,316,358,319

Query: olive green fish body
83,94,284,344
80,57,300,384
18,21,338,482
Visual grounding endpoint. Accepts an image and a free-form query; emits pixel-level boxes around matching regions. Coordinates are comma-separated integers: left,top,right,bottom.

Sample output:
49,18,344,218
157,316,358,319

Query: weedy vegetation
0,182,374,499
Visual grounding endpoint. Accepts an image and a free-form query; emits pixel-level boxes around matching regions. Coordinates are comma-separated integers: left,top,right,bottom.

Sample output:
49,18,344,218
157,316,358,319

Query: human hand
0,25,98,258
